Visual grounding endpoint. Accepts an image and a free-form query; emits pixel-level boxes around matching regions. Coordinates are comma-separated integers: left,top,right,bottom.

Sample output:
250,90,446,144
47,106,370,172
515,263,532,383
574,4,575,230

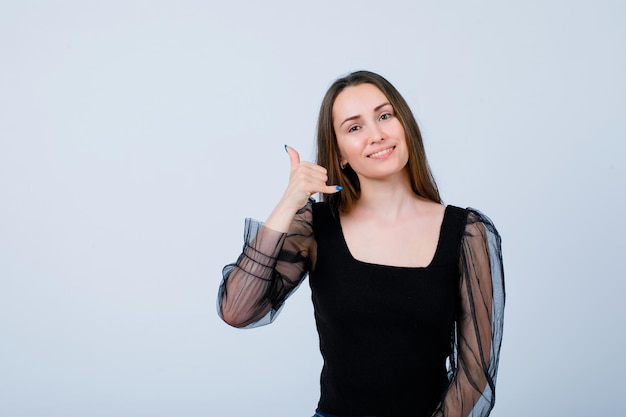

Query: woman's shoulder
445,204,495,223
446,204,501,241
309,198,338,223
441,204,469,228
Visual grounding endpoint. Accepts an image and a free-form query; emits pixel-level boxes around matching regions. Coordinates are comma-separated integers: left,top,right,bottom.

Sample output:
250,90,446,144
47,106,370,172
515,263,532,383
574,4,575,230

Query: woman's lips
367,146,395,158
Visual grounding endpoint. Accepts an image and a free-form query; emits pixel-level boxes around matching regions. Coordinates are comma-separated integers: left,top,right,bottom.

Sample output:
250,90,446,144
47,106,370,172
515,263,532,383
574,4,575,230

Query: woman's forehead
332,84,388,118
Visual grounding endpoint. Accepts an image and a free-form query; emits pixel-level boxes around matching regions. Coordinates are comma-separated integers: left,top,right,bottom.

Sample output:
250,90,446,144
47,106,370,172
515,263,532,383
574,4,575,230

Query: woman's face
332,83,409,182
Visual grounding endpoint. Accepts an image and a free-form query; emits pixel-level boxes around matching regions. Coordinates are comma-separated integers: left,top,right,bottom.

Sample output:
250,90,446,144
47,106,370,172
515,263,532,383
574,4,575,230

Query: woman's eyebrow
374,102,391,112
339,102,391,127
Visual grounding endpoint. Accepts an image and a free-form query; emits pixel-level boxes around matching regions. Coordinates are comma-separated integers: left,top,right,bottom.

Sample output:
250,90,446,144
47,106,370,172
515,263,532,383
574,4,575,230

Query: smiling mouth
367,146,396,158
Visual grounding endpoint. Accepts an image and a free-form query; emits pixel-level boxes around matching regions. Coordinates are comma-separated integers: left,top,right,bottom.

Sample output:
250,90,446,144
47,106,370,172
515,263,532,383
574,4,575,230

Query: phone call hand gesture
282,145,342,210
265,146,341,233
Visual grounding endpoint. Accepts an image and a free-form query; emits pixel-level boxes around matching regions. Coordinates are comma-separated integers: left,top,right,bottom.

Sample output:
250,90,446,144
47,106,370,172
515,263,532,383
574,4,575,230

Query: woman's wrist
264,199,301,233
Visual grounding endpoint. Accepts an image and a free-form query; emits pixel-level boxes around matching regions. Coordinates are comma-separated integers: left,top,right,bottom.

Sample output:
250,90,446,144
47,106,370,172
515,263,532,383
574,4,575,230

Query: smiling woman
333,83,410,184
217,70,505,417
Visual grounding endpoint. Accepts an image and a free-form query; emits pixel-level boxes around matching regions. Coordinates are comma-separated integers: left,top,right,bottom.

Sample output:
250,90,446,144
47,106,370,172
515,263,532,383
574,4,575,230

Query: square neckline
334,205,451,270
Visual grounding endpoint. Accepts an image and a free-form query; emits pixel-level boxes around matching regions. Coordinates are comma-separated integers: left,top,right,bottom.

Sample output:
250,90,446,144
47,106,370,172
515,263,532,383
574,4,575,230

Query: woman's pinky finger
324,185,343,194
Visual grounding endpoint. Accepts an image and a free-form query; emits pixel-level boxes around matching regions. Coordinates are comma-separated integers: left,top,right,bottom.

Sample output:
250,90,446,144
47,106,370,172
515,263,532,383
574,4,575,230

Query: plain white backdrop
1,1,624,416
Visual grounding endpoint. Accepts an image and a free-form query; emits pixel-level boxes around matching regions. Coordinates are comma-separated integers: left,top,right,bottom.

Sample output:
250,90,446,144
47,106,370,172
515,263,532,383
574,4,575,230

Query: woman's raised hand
265,146,341,233
283,145,341,210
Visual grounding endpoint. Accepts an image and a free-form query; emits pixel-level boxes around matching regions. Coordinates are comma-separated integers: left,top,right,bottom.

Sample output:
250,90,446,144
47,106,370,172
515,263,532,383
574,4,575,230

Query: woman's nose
369,124,385,143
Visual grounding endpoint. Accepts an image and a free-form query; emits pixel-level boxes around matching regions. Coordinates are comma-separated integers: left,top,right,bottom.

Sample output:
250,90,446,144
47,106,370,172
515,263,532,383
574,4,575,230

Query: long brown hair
316,70,441,212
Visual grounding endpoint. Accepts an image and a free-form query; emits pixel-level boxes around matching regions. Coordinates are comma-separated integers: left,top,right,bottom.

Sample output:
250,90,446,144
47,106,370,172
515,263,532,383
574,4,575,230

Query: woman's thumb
284,145,300,170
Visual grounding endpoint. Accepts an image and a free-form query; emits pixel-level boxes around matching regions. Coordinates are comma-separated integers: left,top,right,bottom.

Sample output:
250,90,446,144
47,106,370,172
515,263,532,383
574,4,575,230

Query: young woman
218,70,505,417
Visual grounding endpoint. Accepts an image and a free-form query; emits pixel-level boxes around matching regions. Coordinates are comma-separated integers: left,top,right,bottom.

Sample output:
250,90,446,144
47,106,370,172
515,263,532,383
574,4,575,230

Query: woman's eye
380,112,392,120
348,125,360,132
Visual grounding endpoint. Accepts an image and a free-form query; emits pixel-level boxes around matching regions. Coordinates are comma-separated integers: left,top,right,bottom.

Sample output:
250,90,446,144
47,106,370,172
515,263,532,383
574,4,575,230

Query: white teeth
369,147,393,158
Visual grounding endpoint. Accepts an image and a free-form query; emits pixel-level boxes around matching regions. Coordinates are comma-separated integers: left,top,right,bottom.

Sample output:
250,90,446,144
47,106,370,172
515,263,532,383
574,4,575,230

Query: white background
1,1,624,416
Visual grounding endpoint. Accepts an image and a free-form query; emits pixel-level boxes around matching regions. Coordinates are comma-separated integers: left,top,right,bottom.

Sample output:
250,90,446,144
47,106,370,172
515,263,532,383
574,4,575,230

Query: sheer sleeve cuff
218,202,315,328
234,218,287,281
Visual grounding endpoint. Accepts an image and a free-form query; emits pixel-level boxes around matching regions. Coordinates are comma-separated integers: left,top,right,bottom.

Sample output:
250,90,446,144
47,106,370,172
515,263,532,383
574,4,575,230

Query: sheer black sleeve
217,202,315,328
432,208,505,417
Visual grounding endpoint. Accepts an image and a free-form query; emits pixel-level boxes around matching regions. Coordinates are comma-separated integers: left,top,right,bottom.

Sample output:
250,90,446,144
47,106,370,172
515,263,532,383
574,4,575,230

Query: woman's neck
352,174,424,220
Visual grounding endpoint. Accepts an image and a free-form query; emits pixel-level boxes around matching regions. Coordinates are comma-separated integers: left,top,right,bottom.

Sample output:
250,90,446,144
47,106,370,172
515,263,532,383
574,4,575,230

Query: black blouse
218,200,505,417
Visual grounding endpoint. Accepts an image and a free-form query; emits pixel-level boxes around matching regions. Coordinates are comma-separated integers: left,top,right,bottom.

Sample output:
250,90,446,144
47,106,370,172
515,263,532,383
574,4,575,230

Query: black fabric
218,199,505,417
311,202,468,417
